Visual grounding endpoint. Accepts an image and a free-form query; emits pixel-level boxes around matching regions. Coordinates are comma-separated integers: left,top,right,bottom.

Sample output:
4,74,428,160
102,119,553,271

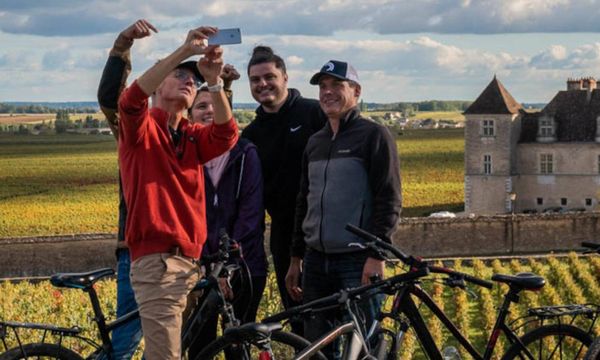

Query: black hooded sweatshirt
242,88,326,223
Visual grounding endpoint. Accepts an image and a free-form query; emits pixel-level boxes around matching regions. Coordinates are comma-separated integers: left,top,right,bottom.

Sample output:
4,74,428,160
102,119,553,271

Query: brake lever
349,242,367,250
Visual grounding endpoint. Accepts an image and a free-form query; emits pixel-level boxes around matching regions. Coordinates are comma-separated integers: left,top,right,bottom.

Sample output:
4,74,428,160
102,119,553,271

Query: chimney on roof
583,77,597,91
567,78,583,90
567,77,597,91
567,77,596,102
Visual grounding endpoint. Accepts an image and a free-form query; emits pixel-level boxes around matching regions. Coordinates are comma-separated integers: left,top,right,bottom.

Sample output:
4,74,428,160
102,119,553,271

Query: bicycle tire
0,343,83,360
194,329,328,360
501,324,592,360
584,338,600,360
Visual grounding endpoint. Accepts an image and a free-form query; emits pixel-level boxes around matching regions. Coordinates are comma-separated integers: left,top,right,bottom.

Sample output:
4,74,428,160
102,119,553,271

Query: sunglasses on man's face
173,69,202,89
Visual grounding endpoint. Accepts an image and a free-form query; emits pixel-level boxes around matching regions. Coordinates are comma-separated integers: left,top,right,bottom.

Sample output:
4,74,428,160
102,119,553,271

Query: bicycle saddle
50,268,115,289
223,322,283,341
491,272,545,291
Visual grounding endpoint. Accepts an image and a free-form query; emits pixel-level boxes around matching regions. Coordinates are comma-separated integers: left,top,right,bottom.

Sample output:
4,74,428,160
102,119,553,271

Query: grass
0,128,464,237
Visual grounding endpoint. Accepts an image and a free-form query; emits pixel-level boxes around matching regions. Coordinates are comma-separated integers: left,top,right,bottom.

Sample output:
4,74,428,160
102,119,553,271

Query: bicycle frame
388,283,528,360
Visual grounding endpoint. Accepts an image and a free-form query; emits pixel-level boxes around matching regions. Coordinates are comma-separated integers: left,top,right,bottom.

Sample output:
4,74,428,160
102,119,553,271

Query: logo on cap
325,62,335,72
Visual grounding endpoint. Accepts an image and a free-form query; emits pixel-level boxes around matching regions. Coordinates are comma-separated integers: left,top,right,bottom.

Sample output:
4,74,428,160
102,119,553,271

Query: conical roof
464,76,522,115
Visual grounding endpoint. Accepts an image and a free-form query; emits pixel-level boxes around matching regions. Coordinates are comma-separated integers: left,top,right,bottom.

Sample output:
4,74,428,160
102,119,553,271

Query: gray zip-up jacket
291,108,402,258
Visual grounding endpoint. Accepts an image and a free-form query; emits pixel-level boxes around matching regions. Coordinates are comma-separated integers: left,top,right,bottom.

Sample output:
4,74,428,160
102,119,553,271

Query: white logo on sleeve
290,125,302,132
325,62,335,71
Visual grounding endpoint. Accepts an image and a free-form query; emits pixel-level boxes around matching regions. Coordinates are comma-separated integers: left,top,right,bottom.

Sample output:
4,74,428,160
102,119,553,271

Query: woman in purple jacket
188,73,268,353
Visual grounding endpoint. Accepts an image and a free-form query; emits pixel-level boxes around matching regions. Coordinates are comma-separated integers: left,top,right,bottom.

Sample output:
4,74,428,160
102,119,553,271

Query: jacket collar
325,106,361,135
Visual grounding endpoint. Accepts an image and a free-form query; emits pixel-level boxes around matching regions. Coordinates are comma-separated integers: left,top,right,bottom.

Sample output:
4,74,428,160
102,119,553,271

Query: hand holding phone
208,28,242,45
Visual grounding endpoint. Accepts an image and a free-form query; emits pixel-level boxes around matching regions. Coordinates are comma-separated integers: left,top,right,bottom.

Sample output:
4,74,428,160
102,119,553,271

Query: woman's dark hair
247,45,286,74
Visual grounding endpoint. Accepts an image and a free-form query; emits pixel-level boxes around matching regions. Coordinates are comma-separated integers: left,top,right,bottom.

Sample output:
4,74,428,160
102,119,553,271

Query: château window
540,153,554,174
537,197,544,205
539,117,553,137
483,154,492,175
482,120,495,136
561,198,567,206
586,198,593,206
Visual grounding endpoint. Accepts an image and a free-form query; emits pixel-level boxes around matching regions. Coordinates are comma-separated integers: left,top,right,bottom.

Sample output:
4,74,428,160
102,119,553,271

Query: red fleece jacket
118,81,238,261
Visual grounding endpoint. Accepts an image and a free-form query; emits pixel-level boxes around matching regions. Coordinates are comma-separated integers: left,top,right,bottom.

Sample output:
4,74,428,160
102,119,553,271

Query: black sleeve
290,149,310,258
366,125,402,245
98,56,128,110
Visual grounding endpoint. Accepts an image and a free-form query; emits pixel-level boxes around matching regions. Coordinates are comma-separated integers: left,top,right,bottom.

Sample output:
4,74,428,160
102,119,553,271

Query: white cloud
286,55,304,66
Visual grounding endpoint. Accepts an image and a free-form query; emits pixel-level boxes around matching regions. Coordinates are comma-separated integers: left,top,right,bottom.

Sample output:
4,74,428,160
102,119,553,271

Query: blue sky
2,0,600,104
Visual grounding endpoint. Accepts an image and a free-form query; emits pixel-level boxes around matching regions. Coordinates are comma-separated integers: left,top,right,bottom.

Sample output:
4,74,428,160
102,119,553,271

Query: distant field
0,129,464,237
0,135,118,237
397,128,464,217
413,111,465,122
0,114,53,125
365,110,465,122
0,113,104,125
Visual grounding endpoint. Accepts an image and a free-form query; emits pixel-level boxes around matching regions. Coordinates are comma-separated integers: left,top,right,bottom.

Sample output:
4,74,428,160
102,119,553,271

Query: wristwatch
207,80,224,93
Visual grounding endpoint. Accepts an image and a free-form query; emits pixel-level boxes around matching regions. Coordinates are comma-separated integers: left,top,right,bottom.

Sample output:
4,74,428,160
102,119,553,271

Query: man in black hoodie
242,46,326,335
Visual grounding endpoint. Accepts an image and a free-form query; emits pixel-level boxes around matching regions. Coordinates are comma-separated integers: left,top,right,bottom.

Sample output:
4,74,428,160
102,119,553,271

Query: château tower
464,76,522,214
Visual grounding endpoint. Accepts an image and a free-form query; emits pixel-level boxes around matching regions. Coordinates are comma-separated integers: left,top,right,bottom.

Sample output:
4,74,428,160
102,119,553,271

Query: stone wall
2,213,600,279
394,212,600,258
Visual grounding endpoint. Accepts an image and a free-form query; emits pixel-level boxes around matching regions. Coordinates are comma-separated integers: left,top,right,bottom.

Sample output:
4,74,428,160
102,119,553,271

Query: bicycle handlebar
582,241,600,252
345,223,493,289
345,224,417,265
263,267,430,323
200,230,241,267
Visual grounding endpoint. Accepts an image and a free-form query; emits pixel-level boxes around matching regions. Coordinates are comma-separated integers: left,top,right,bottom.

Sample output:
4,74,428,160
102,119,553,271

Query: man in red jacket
117,26,238,360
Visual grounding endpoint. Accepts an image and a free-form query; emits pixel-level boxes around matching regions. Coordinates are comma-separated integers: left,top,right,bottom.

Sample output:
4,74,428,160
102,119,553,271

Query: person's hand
182,26,218,57
197,47,224,85
218,277,234,300
220,64,240,89
121,19,158,40
285,257,303,302
361,257,385,285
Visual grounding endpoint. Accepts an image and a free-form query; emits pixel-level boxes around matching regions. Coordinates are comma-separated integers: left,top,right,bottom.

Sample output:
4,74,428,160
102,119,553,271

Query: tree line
367,100,472,114
0,103,97,114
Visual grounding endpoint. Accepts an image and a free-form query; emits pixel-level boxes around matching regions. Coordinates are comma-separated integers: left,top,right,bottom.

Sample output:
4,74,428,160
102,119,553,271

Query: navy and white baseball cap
310,60,360,85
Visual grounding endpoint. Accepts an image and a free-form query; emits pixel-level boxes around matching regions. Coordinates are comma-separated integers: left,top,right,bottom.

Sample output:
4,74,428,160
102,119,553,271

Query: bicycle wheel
195,329,327,360
584,338,600,360
501,324,592,360
0,343,83,360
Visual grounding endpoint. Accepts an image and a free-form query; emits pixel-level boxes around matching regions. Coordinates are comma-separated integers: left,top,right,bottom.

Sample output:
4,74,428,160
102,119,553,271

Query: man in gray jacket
285,60,401,357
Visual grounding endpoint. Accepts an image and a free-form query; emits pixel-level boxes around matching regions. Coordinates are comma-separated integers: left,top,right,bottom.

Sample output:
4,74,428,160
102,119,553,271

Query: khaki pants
130,253,199,360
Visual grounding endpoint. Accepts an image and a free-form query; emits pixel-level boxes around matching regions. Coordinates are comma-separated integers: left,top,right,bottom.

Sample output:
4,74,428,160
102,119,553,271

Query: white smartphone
208,28,242,45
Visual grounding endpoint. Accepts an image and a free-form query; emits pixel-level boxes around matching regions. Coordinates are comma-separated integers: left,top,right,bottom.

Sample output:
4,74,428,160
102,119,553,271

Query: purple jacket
202,138,267,276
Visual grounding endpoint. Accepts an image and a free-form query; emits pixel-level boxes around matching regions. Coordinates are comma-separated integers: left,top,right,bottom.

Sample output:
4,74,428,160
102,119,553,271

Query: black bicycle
349,224,598,360
0,232,264,360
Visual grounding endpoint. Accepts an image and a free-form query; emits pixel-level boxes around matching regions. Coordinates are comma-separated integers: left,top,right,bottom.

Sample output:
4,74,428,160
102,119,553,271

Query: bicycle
350,225,600,360
0,231,273,360
198,224,599,359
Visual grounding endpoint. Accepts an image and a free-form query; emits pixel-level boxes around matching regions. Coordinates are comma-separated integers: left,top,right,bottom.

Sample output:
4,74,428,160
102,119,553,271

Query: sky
2,0,600,104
